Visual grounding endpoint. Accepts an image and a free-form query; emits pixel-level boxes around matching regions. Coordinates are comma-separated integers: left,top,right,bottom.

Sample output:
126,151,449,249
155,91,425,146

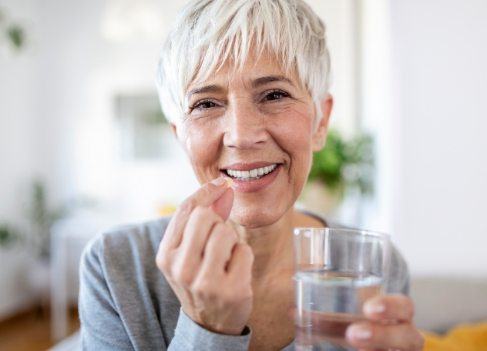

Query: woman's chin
229,205,284,228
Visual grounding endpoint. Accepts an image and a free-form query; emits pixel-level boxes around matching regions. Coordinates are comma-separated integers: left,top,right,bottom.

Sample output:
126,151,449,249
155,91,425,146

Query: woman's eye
263,90,289,102
192,100,217,110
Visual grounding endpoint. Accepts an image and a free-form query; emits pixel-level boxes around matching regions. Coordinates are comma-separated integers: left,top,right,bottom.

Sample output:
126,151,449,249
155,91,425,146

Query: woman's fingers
180,206,222,256
211,187,234,221
363,294,414,322
155,177,252,335
227,243,254,277
201,222,239,273
345,295,423,350
160,177,230,250
174,207,222,285
346,321,424,350
227,243,254,300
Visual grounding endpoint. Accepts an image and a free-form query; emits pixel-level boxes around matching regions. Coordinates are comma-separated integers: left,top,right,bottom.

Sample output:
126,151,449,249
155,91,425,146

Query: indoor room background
1,0,486,350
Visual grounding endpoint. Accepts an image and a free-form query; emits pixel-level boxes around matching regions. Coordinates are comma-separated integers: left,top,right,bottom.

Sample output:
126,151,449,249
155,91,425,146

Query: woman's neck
231,207,324,283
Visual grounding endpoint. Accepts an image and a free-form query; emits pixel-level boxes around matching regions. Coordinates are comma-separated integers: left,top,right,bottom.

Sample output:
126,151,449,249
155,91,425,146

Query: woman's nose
223,102,268,149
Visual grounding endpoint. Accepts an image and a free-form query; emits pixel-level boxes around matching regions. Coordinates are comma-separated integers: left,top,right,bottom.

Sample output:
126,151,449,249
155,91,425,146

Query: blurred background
1,0,486,350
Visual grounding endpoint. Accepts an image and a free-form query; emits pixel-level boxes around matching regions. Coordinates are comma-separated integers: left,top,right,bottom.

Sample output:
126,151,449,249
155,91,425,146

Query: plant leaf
7,25,24,49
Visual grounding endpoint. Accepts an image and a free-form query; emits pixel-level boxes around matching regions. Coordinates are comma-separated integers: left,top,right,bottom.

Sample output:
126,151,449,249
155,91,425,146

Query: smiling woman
78,1,423,350
173,53,331,228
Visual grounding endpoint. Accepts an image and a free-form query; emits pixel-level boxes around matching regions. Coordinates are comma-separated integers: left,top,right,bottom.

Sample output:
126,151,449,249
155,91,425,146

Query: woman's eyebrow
187,75,294,99
187,85,225,99
252,75,295,88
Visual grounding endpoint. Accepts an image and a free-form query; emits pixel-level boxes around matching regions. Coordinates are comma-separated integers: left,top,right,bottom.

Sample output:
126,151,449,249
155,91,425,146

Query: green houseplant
300,129,375,216
28,180,97,260
0,9,25,250
0,7,26,51
0,223,18,249
308,129,374,196
28,181,66,260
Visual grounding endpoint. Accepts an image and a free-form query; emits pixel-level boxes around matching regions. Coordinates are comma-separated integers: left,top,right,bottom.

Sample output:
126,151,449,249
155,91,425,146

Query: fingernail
364,301,386,315
346,325,372,340
211,177,227,186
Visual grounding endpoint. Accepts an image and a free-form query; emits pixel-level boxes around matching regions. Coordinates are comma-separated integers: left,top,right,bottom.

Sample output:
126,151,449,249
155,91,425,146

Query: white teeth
226,164,278,180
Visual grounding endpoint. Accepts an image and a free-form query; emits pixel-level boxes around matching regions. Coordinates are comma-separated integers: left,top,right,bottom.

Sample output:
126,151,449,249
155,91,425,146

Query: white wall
389,0,487,276
0,0,40,318
0,0,197,318
34,0,199,220
306,0,359,136
0,0,361,318
28,0,360,220
358,0,396,232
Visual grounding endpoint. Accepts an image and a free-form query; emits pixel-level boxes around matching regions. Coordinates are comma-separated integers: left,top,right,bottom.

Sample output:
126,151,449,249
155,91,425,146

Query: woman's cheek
269,112,314,189
182,120,222,182
271,109,314,157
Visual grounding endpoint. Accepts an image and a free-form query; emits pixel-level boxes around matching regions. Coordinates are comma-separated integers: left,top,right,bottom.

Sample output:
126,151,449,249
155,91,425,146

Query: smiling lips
226,164,277,180
221,162,282,193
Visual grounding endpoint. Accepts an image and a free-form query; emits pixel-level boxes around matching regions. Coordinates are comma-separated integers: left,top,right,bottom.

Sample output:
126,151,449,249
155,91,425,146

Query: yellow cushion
423,323,487,351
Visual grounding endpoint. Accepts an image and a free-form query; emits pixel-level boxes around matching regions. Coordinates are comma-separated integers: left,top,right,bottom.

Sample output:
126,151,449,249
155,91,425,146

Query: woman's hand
156,177,254,335
346,294,424,350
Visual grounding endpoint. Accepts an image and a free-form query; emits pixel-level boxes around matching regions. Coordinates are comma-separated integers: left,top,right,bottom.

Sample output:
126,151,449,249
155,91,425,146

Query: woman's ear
170,122,184,145
170,123,178,138
171,122,190,151
311,94,333,152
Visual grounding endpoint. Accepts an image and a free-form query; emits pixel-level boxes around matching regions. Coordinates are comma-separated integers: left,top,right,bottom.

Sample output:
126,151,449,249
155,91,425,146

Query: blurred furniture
423,322,487,351
410,277,487,332
50,331,80,351
50,214,120,341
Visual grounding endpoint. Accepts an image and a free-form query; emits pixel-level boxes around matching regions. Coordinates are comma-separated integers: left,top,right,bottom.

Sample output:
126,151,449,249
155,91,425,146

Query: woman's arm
79,239,134,350
171,308,252,351
79,220,252,351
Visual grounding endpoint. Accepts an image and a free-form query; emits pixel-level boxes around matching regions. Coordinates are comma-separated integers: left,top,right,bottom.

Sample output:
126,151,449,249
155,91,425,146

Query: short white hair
156,0,331,125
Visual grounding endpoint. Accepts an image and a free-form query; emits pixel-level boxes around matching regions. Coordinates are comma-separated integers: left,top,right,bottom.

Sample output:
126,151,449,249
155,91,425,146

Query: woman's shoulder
84,216,172,260
81,216,174,290
79,216,180,347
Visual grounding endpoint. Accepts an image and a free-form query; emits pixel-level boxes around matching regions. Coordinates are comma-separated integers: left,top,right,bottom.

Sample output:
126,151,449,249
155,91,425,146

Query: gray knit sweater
79,215,409,350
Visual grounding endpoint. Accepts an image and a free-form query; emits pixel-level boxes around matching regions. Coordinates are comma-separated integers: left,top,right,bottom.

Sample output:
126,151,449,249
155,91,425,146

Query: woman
79,0,424,350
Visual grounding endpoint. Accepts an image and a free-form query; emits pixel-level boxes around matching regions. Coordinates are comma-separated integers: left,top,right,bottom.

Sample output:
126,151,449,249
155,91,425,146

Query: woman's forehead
187,53,302,94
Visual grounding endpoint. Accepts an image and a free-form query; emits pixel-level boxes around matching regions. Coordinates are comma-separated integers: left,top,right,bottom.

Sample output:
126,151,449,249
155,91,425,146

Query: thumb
211,187,234,221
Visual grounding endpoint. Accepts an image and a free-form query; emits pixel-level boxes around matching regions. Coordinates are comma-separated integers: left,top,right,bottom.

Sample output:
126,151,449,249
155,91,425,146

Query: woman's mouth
225,164,277,181
221,163,282,193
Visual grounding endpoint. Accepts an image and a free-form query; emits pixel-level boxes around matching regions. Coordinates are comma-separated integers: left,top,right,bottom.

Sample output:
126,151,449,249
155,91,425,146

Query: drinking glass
293,227,391,351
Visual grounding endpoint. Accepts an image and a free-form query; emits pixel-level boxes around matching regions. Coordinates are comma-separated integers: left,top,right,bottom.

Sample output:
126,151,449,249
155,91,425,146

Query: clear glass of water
293,227,391,351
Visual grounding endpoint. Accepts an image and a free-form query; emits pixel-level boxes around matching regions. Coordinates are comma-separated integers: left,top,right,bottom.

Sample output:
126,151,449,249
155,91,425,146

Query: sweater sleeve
169,308,251,351
79,235,251,351
385,245,411,296
79,239,135,350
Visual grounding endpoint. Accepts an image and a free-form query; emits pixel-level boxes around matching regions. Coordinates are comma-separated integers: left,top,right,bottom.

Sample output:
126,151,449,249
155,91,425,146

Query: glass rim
293,226,390,240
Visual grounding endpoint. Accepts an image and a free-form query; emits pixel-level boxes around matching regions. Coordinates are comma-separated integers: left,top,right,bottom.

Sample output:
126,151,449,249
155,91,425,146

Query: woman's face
174,54,332,227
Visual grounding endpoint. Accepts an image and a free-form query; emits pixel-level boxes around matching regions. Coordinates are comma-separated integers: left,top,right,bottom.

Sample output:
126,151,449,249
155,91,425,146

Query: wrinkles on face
177,53,321,227
267,102,315,195
181,117,223,184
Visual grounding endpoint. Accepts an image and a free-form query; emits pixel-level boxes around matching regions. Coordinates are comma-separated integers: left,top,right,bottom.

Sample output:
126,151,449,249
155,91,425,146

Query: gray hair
156,0,331,125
